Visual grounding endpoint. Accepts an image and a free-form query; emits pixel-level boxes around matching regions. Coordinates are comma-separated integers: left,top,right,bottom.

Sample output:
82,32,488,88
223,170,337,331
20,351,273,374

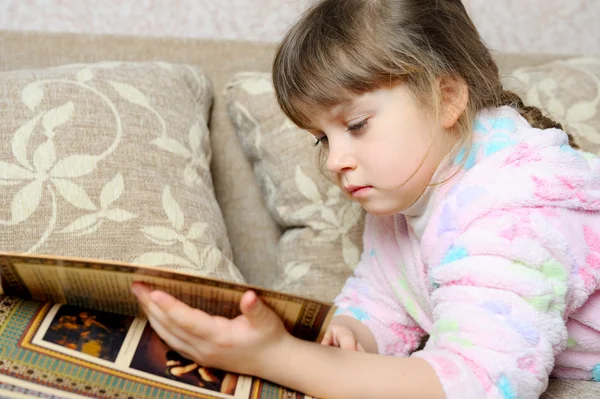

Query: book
0,252,335,399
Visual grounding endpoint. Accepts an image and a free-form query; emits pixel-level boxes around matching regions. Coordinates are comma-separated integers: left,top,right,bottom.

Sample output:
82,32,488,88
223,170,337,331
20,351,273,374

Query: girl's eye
314,136,329,146
347,119,368,133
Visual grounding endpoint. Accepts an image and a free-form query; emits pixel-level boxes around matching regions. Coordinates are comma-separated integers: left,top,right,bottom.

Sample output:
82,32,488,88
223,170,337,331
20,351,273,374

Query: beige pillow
503,56,600,155
0,62,244,283
225,73,365,302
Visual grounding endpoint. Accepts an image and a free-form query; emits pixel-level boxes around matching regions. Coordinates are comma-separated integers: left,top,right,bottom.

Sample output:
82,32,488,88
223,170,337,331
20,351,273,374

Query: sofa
1,30,599,398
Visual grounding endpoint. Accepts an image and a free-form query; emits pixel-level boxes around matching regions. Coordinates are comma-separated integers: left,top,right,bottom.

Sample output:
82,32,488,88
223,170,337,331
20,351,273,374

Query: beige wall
464,0,599,55
0,0,598,55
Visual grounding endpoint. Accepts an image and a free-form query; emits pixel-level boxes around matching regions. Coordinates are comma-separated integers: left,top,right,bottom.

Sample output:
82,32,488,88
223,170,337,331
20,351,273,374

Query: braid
498,90,579,149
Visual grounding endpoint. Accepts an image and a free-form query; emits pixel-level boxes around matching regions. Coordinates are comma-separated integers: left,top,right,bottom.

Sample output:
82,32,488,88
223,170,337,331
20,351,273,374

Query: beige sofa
1,30,599,398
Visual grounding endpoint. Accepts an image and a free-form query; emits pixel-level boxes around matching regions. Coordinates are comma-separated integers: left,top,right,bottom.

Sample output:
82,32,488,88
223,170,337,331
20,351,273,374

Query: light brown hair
272,0,578,152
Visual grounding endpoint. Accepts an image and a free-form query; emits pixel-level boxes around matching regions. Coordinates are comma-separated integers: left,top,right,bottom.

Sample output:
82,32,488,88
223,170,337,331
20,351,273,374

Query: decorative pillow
225,73,365,302
502,56,600,155
0,62,244,283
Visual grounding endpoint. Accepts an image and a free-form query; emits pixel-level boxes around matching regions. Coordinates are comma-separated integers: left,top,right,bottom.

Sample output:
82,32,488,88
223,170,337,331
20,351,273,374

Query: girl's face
307,83,458,216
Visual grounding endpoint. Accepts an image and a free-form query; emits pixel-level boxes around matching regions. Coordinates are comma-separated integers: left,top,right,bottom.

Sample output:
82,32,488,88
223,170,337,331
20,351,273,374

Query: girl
132,0,600,398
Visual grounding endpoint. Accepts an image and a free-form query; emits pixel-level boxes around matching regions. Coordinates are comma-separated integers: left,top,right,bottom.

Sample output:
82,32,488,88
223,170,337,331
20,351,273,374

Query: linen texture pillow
503,56,600,155
0,62,244,283
225,73,365,302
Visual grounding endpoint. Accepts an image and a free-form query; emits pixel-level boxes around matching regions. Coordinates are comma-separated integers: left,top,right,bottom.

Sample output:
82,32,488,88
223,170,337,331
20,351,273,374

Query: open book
0,252,334,399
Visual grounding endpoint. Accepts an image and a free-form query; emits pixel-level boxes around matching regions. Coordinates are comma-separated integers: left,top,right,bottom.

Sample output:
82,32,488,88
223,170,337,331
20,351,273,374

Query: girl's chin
360,203,406,217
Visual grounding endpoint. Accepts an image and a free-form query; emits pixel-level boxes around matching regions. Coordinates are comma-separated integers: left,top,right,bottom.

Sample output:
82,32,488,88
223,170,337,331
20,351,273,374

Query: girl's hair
272,0,578,151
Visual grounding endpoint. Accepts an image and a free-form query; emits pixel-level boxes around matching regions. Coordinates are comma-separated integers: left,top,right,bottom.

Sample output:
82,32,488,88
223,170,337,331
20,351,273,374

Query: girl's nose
326,140,357,174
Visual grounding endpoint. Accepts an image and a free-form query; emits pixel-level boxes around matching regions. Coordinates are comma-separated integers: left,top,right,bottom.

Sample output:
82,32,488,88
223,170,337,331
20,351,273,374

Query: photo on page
129,322,240,395
31,303,254,398
41,304,134,362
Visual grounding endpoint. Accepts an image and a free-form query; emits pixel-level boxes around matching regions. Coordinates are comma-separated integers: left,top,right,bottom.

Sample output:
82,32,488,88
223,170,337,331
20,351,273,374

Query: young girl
132,0,600,398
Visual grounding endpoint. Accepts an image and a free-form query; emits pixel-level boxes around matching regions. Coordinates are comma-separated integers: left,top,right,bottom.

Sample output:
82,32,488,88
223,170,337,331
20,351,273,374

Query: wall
0,0,598,55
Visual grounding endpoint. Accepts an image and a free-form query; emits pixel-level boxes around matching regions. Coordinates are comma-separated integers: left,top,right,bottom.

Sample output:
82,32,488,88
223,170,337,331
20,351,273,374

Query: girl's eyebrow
302,98,370,130
331,99,366,119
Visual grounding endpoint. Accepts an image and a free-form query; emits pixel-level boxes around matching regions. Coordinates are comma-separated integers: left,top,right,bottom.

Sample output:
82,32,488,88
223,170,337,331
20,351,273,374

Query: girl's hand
321,324,366,352
131,282,292,377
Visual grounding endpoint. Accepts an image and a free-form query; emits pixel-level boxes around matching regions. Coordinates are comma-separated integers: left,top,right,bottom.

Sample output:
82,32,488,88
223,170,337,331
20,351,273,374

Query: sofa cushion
0,61,244,282
225,72,365,302
503,56,600,155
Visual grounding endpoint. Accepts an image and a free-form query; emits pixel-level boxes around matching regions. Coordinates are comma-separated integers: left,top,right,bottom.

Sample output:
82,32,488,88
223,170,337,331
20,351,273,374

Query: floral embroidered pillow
503,56,600,155
225,72,365,302
0,62,244,283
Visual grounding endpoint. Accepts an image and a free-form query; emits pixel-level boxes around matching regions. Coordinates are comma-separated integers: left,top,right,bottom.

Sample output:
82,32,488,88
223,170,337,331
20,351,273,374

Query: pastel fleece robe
334,106,600,399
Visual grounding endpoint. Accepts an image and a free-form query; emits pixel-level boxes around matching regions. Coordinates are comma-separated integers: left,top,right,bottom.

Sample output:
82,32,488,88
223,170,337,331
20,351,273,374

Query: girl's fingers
146,313,192,354
239,291,279,329
145,298,178,333
133,283,219,342
337,331,358,350
321,329,333,346
132,282,155,308
150,290,219,341
323,325,359,350
146,313,213,361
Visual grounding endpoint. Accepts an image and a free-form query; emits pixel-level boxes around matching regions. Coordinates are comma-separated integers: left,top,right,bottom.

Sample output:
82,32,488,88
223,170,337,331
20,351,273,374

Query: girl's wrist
256,332,299,381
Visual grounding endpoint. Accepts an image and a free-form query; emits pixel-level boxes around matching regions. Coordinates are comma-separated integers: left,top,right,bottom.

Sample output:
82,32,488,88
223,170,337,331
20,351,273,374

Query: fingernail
131,284,141,296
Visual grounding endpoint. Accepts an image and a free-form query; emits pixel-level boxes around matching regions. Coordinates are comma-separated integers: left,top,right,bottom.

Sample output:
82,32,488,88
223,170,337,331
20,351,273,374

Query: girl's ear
439,75,469,129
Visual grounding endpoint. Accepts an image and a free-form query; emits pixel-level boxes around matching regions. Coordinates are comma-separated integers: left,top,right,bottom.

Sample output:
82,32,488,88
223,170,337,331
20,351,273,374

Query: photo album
0,252,334,399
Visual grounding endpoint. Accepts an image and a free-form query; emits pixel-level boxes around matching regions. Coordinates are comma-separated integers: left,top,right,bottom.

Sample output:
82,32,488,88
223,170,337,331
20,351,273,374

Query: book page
0,295,317,399
27,302,253,398
0,252,335,342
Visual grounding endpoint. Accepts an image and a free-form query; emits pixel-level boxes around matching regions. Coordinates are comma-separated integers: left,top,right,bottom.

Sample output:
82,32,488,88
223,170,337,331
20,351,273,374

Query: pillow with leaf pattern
225,73,365,302
502,56,600,155
0,62,244,283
